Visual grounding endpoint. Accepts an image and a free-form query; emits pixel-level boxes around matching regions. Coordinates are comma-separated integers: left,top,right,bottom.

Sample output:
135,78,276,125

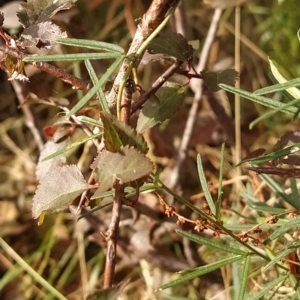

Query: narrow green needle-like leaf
290,178,300,209
176,230,247,256
85,59,110,112
42,132,103,161
242,192,286,214
260,173,298,209
158,255,243,290
67,55,124,117
77,116,103,127
57,38,124,54
254,78,300,95
262,240,300,272
0,238,67,300
245,142,300,165
247,275,288,300
237,255,251,300
216,142,225,219
219,83,300,117
197,153,216,215
249,97,300,129
289,274,300,299
24,52,121,62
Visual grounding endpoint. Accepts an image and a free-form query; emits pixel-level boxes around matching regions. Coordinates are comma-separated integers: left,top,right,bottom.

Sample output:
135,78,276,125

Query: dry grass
1,0,300,299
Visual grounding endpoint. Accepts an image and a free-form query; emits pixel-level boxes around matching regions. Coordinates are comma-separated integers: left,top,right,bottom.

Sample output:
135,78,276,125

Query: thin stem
159,180,282,264
103,182,123,288
0,44,91,91
0,237,68,300
131,60,184,113
167,8,223,189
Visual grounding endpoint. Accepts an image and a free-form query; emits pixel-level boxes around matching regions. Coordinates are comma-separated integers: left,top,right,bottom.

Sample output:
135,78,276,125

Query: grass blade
237,255,251,300
242,192,285,214
67,55,124,117
289,178,300,209
0,238,67,300
57,38,124,54
264,218,300,245
157,255,243,290
176,230,247,256
84,59,110,112
216,142,225,219
254,78,300,96
262,240,300,272
197,153,216,215
42,132,103,161
24,52,121,62
249,97,300,129
219,83,300,117
244,142,300,165
260,173,298,209
77,116,103,127
247,275,288,300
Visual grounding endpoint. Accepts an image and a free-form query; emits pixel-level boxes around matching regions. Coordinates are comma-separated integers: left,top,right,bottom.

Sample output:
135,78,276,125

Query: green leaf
259,173,299,209
42,132,103,161
158,255,243,290
247,275,288,300
244,142,300,165
57,38,124,54
84,60,110,113
290,178,300,209
17,0,77,27
24,52,121,62
67,55,124,117
100,112,148,153
216,142,225,219
262,240,300,272
262,58,300,100
254,77,300,96
78,116,103,127
237,255,251,300
136,82,186,133
176,230,247,256
197,153,216,215
289,274,300,299
237,148,266,166
264,218,300,245
202,69,239,92
148,32,194,62
32,165,88,219
242,193,286,214
219,83,300,117
91,147,154,198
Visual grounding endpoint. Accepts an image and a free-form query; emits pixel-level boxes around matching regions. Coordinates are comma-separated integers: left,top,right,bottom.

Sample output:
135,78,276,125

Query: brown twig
103,74,135,289
167,8,223,189
131,59,184,114
103,180,123,288
107,0,180,111
0,44,91,91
